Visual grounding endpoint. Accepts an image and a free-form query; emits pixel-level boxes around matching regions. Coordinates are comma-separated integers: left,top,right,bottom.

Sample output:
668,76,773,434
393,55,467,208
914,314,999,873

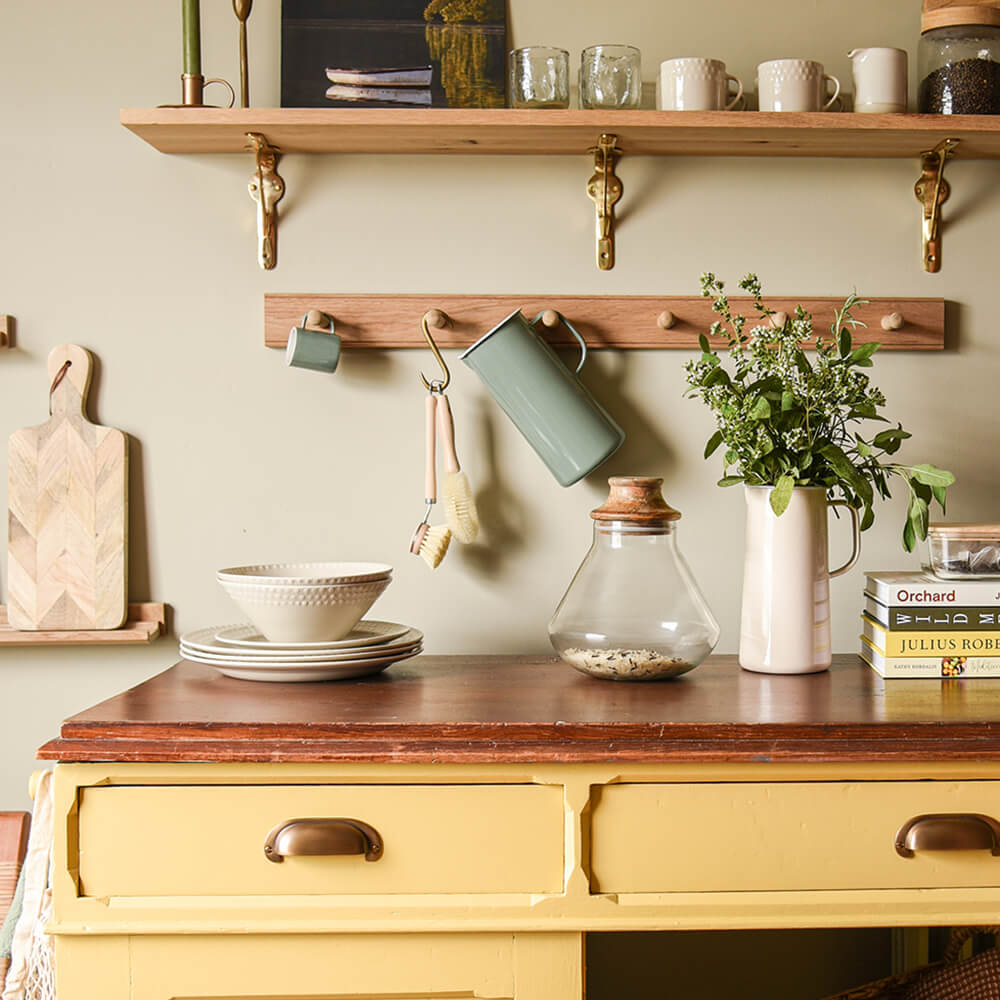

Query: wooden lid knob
591,476,681,523
881,312,904,331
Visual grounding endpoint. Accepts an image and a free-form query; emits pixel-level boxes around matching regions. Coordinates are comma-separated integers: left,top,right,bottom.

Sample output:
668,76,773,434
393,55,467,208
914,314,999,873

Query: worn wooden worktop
36,654,1000,764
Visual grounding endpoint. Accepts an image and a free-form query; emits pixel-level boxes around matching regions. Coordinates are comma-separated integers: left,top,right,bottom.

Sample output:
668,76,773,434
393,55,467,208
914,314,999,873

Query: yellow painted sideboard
38,655,1000,999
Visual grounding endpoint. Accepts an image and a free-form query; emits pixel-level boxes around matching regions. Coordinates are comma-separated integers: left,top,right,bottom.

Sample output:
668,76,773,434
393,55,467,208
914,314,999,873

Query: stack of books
862,571,1000,678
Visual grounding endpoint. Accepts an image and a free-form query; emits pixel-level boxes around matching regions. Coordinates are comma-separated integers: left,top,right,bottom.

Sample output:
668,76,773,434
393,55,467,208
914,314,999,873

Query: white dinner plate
190,645,421,682
180,637,422,666
214,620,410,651
180,625,422,661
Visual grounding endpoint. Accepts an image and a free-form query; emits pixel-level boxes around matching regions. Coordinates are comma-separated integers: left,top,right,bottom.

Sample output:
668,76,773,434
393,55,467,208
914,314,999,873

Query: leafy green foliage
684,273,955,552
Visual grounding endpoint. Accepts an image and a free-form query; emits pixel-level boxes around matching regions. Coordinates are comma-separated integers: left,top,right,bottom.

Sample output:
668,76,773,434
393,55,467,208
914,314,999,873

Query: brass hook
419,311,451,392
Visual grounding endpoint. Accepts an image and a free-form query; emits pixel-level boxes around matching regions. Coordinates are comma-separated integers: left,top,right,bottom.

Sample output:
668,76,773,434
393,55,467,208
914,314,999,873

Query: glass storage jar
548,477,720,681
919,1,1000,113
927,522,1000,577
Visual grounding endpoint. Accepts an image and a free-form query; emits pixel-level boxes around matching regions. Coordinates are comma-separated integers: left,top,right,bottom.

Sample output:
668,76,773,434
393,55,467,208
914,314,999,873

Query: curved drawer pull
264,818,383,863
894,813,1000,858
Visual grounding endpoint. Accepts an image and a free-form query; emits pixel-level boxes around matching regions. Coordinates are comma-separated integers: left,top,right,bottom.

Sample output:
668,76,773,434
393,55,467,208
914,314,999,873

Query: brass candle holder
161,73,235,108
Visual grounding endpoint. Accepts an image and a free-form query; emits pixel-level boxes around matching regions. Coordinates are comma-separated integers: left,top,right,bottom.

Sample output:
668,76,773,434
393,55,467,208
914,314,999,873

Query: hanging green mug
286,313,341,373
460,309,624,487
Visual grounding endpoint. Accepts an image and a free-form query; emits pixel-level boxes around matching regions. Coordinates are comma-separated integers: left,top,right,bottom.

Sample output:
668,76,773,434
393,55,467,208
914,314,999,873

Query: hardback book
862,614,1000,657
864,593,1000,630
860,636,1000,678
865,571,1000,607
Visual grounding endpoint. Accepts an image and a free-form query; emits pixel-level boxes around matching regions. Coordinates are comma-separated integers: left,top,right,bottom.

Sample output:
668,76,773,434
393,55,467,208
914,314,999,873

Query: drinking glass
508,47,570,108
580,44,642,109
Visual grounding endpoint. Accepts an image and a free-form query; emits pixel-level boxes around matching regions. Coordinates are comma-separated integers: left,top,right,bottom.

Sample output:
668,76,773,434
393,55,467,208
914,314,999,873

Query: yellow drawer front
590,781,1000,894
78,783,563,897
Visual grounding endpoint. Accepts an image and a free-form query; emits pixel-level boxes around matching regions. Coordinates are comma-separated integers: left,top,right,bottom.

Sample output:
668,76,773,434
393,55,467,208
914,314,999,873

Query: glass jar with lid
548,476,720,681
919,0,1000,113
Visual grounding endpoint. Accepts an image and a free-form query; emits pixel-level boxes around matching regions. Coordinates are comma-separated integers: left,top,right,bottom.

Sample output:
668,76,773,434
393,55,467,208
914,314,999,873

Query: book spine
866,576,1000,606
864,595,1000,630
861,651,1000,678
876,631,1000,657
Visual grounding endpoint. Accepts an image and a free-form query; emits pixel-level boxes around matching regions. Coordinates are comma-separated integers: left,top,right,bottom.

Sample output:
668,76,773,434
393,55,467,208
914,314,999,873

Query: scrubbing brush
436,393,479,544
409,393,452,569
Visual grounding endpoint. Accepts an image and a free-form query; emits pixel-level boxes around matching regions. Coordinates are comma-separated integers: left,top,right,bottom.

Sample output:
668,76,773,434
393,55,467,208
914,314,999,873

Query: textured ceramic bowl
217,570,392,643
217,562,393,586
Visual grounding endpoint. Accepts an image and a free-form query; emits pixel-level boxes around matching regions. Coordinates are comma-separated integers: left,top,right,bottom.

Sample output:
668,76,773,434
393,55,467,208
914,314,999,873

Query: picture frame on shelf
281,0,507,109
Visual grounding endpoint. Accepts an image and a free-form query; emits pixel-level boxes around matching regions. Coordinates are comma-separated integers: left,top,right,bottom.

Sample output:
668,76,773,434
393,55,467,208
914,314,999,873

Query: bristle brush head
443,470,480,544
419,524,452,569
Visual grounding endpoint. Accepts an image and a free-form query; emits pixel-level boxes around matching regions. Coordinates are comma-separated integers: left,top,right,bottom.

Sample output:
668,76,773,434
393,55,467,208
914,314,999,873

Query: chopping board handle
47,344,93,418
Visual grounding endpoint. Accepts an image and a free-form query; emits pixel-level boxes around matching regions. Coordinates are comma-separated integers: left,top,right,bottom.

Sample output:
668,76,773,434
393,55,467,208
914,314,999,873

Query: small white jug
848,47,907,113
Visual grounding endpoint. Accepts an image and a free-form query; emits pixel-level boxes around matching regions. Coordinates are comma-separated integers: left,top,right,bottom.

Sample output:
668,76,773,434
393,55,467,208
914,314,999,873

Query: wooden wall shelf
0,603,166,646
265,294,945,351
122,108,993,272
121,108,1000,158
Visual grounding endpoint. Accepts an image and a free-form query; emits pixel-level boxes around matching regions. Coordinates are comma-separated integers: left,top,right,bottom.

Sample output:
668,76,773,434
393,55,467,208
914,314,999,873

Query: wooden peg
769,311,788,330
540,309,560,328
305,309,329,327
0,315,11,349
881,311,904,331
423,309,449,329
657,310,676,330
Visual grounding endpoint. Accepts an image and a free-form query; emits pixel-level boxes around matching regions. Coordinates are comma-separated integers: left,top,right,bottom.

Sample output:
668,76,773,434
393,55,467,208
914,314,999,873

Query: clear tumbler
580,44,642,108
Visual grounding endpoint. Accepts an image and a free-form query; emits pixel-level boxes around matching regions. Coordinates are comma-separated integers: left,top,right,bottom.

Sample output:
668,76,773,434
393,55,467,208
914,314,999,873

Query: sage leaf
903,516,916,552
932,484,948,512
704,430,724,459
770,475,795,517
910,463,956,488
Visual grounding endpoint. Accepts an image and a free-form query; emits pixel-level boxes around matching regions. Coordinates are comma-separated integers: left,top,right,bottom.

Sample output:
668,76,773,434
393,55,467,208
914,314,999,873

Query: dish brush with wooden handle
437,393,479,544
410,393,451,569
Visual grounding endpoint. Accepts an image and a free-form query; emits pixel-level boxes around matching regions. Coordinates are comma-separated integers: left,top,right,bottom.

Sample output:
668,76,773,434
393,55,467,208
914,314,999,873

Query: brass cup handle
264,817,383,863
894,813,1000,858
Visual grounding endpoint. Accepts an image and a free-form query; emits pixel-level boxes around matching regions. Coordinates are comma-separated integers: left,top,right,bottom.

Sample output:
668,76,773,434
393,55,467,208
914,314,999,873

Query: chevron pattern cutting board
7,344,128,630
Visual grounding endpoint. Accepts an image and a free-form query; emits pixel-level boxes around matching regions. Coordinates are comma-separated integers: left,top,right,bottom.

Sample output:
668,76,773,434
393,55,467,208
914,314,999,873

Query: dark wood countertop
36,655,1000,764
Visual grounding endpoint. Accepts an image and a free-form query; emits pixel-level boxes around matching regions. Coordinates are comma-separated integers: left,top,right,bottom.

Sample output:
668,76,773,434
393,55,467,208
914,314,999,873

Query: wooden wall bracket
264,294,945,351
247,133,284,270
915,138,959,273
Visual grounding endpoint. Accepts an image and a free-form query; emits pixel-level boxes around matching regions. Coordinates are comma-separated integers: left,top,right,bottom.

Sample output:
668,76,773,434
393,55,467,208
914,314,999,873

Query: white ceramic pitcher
740,486,861,675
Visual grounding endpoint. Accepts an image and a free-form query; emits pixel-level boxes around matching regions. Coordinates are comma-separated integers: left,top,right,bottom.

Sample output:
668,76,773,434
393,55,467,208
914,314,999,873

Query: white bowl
217,562,393,586
217,577,391,643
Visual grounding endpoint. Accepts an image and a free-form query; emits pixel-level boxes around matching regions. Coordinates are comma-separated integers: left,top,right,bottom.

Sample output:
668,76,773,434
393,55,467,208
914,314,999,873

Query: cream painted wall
1,0,996,808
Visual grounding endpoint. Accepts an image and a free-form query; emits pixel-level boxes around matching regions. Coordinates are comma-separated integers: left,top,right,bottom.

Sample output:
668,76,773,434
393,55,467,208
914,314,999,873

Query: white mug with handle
757,59,841,111
657,58,744,110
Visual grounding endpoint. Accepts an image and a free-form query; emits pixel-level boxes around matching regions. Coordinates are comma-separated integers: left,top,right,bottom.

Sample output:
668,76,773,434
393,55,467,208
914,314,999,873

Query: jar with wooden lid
547,477,720,681
919,0,1000,112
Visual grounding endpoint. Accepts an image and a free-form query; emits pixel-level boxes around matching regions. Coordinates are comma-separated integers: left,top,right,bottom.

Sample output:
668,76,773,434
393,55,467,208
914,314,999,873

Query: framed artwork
281,0,506,108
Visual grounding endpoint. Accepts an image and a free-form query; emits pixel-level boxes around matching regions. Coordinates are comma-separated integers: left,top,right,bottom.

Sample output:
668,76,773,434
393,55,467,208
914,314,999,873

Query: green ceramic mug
460,309,625,487
286,313,341,373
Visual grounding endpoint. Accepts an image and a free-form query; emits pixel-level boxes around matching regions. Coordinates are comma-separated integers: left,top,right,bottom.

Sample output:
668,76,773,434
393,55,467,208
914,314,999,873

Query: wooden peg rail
265,295,944,351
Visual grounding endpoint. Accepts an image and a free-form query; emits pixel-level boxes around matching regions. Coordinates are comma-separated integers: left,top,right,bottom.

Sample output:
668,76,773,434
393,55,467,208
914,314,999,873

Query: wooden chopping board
7,344,128,630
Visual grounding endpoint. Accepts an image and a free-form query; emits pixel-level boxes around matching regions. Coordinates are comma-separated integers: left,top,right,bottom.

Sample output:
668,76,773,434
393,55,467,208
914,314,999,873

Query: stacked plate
179,620,422,682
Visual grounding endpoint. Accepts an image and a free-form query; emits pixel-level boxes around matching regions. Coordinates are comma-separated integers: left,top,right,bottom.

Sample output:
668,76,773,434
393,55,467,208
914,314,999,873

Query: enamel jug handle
827,499,861,578
532,311,588,373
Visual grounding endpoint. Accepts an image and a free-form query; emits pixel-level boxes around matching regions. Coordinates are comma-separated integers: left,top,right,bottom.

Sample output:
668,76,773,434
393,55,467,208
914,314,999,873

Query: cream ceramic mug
848,47,907,113
657,58,744,110
757,59,841,111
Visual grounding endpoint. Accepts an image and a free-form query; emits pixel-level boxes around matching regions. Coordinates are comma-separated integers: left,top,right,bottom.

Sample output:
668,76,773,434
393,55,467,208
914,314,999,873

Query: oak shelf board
120,108,1000,158
0,603,166,646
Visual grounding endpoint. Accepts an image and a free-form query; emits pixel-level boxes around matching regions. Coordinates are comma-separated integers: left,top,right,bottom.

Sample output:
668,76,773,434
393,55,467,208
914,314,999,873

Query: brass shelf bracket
586,133,622,271
915,137,959,273
247,132,285,270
